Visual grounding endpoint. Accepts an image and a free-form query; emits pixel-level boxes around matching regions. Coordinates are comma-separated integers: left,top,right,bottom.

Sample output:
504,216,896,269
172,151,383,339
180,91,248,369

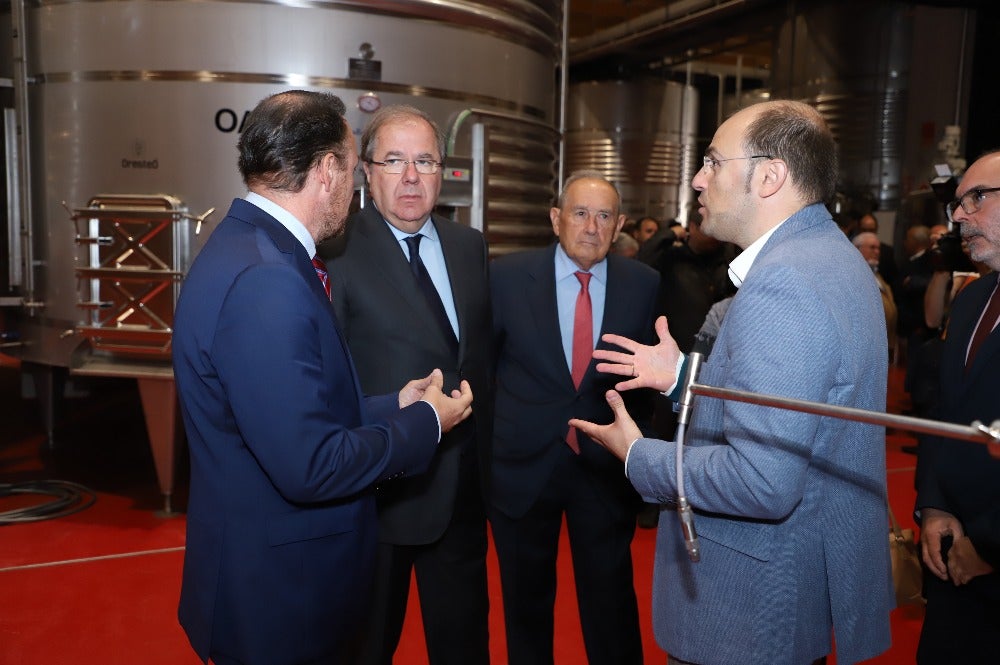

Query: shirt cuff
623,437,642,477
662,353,687,397
419,399,443,442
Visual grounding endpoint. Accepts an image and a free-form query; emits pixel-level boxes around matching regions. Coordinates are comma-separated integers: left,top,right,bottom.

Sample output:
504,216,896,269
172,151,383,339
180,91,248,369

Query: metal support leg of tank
137,375,180,518
22,361,65,450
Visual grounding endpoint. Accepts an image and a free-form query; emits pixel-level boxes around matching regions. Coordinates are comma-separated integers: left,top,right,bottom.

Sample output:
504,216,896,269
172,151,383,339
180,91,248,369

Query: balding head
852,231,881,268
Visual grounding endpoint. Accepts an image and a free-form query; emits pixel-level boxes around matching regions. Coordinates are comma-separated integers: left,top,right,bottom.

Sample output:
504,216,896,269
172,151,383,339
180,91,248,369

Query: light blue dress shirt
386,219,460,338
554,244,606,371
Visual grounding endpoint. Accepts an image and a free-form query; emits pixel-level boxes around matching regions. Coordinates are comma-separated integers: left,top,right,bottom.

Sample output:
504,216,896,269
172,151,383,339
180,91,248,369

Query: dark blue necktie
404,234,458,354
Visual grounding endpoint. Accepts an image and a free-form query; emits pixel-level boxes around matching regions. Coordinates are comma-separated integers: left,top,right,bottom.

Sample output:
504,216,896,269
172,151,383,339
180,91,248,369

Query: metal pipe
4,108,21,290
10,0,34,301
716,73,724,128
559,0,568,189
954,8,969,126
446,107,557,156
471,122,486,232
735,53,743,101
665,61,771,81
690,383,1000,446
679,57,694,227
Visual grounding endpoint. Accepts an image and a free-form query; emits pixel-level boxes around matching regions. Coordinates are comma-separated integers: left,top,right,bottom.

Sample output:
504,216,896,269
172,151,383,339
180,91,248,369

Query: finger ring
631,364,636,377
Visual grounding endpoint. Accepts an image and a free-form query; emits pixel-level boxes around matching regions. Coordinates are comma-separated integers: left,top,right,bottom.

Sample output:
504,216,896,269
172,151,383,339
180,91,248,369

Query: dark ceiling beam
568,0,785,68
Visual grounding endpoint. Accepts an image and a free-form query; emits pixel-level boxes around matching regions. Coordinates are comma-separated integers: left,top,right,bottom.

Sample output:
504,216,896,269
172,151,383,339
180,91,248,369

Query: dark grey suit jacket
324,203,493,545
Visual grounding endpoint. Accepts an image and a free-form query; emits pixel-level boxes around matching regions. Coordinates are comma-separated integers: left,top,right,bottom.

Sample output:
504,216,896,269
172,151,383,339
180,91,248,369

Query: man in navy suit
915,149,1000,664
172,90,473,665
574,100,893,664
490,171,658,665
325,105,492,665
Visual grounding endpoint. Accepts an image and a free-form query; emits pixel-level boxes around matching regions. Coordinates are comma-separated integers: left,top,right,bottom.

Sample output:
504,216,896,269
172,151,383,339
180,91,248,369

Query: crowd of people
170,90,999,665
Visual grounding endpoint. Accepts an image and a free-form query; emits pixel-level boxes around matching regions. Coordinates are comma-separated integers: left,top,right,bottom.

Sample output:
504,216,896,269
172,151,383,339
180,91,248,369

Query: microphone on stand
675,332,714,562
677,345,706,427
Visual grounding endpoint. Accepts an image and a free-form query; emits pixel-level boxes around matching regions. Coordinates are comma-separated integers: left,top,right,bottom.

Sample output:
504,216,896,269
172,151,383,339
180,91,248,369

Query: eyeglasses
946,186,1000,219
367,158,442,175
701,154,772,173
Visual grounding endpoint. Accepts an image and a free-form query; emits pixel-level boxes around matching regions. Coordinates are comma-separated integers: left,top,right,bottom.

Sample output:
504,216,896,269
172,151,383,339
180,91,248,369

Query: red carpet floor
0,356,922,664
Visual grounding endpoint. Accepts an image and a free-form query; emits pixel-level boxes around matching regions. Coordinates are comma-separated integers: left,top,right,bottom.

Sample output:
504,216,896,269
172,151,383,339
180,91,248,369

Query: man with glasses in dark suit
325,104,492,665
915,149,1000,664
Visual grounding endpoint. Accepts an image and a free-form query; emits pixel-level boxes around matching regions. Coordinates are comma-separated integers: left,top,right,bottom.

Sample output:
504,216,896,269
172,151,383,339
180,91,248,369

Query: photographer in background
907,223,991,421
925,225,986,332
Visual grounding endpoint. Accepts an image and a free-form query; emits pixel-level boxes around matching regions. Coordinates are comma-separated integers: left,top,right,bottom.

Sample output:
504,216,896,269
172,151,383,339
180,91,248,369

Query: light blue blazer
627,203,893,665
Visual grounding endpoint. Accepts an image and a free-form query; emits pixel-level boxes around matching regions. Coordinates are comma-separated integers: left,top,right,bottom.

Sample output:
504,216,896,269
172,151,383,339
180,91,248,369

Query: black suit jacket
916,271,1000,590
325,203,493,545
490,244,659,519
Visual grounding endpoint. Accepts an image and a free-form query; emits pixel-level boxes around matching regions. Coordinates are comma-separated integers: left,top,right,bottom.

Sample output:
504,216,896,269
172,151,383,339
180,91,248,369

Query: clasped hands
920,508,995,586
399,368,473,433
570,316,681,461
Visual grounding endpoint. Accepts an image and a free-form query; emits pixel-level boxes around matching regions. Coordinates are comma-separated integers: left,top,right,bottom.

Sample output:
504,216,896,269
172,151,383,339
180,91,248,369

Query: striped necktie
312,256,331,302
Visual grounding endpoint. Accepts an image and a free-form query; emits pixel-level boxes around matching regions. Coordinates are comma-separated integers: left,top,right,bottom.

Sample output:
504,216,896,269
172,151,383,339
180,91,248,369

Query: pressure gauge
358,93,381,113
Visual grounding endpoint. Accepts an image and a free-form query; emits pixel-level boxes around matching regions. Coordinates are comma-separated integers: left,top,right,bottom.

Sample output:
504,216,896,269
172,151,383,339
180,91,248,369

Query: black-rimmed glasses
946,186,1000,219
367,158,443,175
701,154,772,173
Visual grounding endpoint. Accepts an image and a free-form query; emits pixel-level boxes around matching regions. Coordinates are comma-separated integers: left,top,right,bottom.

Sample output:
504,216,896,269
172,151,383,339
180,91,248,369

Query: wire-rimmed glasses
367,158,443,175
701,154,772,173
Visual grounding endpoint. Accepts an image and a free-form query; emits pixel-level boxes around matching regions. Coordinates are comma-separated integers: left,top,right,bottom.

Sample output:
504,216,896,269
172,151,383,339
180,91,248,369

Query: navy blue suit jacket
172,198,439,664
490,244,659,519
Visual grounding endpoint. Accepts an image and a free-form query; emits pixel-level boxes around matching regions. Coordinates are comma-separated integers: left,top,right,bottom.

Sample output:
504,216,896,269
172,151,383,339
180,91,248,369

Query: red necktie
966,276,1000,370
566,271,592,454
312,256,331,302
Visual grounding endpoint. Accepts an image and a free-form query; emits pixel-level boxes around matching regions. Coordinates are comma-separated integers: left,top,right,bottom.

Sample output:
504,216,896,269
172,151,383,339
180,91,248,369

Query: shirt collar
554,243,608,284
727,219,787,288
384,217,437,243
245,191,316,258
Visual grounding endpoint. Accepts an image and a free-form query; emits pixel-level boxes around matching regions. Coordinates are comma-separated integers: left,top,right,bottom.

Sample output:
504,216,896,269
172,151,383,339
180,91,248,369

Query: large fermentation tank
770,0,911,211
1,0,561,510
565,79,698,224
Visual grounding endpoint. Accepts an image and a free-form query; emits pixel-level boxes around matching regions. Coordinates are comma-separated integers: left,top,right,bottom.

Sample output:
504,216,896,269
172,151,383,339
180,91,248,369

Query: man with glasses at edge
914,150,1000,664
325,104,492,665
572,99,893,665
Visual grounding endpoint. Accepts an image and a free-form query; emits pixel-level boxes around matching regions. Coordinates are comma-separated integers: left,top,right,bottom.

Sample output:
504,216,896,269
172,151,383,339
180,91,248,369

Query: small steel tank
565,79,699,224
770,0,912,211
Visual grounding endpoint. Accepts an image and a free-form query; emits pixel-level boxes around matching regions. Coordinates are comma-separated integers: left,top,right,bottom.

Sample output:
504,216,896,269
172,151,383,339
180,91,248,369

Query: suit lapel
356,205,457,354
241,199,363,394
355,205,415,296
527,245,574,386
957,274,1000,388
238,200,331,307
436,216,470,356
586,256,625,388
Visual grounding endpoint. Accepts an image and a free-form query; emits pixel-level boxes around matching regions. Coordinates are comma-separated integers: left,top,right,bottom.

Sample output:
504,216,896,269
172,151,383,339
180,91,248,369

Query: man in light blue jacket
573,99,893,665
